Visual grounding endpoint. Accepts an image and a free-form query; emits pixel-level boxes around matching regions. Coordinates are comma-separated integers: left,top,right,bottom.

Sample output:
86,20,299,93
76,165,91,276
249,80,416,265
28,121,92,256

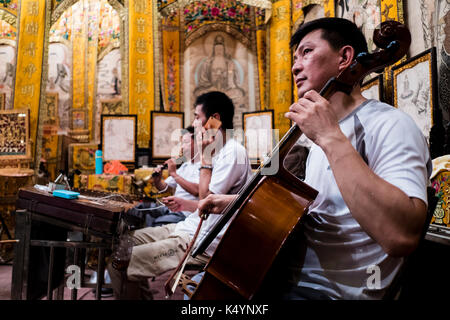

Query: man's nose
292,61,302,76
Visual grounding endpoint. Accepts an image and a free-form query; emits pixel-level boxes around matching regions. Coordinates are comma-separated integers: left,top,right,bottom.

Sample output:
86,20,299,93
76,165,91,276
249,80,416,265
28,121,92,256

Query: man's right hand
193,119,217,166
152,164,164,183
164,158,177,177
198,194,238,217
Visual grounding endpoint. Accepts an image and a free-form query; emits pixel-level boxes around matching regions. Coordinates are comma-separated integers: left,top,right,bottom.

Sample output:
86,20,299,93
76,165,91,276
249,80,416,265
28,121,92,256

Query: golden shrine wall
1,0,448,172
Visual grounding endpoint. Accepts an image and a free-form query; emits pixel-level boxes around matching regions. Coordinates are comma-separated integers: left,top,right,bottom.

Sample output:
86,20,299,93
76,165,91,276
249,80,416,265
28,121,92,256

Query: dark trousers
138,203,186,227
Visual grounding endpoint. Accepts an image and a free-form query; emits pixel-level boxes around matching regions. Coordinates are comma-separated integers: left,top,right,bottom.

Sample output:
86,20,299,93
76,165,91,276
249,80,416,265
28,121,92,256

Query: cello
189,20,411,300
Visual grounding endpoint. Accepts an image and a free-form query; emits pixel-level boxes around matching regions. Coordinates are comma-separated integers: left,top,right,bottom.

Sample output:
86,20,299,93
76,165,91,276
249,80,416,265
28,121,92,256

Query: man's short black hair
290,17,368,57
194,91,234,129
182,125,195,137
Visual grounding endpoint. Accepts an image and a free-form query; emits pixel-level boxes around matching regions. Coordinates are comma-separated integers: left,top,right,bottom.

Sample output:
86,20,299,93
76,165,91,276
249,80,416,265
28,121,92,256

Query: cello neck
276,75,348,161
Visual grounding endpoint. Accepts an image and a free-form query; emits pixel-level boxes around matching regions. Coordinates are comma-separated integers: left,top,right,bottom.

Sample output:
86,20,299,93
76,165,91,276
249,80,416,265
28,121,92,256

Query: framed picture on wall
0,109,30,159
136,147,150,167
44,92,59,127
69,143,98,172
242,110,274,163
361,74,384,102
150,111,184,162
100,114,137,165
391,47,438,143
334,0,382,53
72,110,86,130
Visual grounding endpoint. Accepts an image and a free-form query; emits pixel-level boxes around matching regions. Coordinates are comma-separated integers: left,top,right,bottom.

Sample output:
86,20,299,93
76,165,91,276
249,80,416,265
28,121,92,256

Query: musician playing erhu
198,18,432,299
146,125,200,227
107,91,251,299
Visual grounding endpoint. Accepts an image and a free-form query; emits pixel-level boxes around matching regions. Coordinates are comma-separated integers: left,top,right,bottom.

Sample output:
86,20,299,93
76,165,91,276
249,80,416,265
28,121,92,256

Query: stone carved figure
194,34,245,98
194,33,247,128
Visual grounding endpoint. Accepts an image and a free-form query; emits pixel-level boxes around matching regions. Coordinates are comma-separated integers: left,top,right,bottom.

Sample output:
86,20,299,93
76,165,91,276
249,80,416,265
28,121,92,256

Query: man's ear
212,112,221,121
338,45,355,72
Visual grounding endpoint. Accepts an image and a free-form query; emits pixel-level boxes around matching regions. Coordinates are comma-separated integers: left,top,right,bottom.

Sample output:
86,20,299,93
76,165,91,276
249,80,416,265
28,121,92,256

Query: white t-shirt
291,99,432,300
164,161,200,217
174,138,252,256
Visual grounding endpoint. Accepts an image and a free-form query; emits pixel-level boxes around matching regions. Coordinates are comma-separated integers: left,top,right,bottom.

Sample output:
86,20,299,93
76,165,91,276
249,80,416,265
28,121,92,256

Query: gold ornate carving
97,41,120,61
0,109,31,160
159,0,271,16
100,98,123,114
51,0,78,25
33,0,52,172
0,93,4,111
0,8,17,28
69,143,97,171
185,23,252,50
68,132,90,143
49,37,71,49
0,39,15,47
43,92,59,127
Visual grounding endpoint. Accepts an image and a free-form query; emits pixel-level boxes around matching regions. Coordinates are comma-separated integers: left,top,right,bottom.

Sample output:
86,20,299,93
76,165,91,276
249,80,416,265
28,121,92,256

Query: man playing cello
197,17,431,300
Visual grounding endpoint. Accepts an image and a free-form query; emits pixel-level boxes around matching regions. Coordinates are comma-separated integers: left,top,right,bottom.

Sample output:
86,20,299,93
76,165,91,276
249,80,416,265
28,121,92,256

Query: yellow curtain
256,9,267,110
13,0,46,157
129,0,154,148
87,1,102,141
161,12,180,111
292,0,334,22
269,0,292,137
380,0,404,23
291,0,304,28
291,0,303,103
380,0,404,103
72,1,87,113
323,0,335,17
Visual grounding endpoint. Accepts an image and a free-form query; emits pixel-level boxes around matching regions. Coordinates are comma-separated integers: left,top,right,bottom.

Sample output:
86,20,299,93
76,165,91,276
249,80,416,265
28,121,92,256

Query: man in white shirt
197,18,431,300
141,126,200,227
107,91,251,299
173,91,252,257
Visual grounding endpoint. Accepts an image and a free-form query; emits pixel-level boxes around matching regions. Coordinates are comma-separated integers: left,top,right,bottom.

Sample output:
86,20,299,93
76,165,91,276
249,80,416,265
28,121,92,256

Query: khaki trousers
108,224,206,299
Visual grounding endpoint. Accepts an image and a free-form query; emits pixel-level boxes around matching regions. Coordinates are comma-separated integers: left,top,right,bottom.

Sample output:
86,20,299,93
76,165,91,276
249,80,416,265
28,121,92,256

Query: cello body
192,167,317,299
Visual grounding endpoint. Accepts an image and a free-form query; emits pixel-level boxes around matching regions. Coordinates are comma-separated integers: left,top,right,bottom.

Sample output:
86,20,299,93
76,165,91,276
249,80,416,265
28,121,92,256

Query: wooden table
11,186,135,300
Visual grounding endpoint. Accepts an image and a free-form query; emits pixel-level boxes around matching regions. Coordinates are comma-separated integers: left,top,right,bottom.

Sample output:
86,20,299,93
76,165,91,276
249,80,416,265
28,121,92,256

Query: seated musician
107,91,252,299
197,18,432,300
142,125,200,227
